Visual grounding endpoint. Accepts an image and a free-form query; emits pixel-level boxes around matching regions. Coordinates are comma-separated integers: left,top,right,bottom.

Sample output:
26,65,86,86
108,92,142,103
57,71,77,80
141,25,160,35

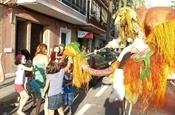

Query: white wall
145,0,173,8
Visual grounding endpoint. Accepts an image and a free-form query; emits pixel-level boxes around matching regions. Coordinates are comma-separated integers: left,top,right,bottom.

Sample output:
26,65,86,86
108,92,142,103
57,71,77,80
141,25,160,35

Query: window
60,28,71,46
61,33,66,45
91,0,100,21
62,0,71,6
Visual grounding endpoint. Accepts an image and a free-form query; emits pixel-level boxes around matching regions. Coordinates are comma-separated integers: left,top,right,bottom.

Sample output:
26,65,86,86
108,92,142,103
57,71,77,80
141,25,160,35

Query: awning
80,23,106,34
78,31,93,40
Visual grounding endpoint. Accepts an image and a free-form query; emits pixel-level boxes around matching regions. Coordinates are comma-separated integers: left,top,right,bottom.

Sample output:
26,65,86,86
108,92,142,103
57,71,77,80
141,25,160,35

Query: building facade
0,0,108,73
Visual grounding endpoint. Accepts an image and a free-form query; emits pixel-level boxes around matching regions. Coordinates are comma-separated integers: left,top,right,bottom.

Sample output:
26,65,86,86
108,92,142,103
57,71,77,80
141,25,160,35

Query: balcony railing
61,0,86,15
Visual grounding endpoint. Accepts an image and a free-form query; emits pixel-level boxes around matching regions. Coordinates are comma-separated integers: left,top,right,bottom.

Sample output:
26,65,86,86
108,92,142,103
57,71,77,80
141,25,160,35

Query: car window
94,54,105,63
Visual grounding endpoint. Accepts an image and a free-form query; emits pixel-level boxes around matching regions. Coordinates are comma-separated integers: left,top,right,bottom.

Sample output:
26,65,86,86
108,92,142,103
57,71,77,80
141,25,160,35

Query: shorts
63,92,74,106
14,84,25,92
48,93,63,110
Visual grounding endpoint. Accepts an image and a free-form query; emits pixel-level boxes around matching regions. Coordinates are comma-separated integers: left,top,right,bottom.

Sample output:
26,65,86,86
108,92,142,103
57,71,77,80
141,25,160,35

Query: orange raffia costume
62,7,175,112
112,6,175,110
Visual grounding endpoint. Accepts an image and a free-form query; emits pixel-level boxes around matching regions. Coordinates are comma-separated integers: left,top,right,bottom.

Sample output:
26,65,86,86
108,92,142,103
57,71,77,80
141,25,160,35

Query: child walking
42,56,72,115
63,66,74,114
14,54,33,115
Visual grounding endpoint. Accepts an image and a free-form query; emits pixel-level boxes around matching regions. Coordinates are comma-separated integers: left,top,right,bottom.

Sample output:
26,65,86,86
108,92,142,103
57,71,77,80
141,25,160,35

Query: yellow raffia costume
63,42,91,88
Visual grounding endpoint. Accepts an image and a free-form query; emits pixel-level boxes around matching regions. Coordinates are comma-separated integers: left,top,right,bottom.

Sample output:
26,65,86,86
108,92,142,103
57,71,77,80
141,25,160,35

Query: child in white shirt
14,54,33,115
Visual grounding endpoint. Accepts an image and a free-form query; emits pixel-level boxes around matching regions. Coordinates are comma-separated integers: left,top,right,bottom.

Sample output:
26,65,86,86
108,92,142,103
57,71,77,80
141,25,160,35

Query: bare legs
44,98,49,115
15,93,20,107
0,53,5,83
48,107,64,115
48,110,54,115
17,90,29,115
57,107,64,115
31,92,36,106
35,98,42,115
35,97,49,115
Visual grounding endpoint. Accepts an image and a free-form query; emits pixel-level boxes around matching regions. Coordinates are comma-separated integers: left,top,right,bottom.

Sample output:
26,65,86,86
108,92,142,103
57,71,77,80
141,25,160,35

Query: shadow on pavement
53,88,88,115
104,98,124,115
0,81,14,89
70,88,88,115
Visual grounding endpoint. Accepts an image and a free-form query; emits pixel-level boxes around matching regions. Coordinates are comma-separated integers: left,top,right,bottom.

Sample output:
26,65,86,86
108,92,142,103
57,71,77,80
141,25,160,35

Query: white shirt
14,64,25,85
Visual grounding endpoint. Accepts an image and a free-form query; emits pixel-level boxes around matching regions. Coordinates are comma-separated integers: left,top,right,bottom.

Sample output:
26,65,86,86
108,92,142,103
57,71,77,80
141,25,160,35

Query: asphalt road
0,78,175,115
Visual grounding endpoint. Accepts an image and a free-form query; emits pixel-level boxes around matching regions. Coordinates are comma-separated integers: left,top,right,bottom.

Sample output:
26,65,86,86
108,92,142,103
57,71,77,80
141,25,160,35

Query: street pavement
0,75,175,115
0,73,17,106
74,79,175,115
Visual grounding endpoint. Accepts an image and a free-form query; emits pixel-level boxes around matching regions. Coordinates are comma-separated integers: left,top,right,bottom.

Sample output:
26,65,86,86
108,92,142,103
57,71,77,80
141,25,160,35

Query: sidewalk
0,73,17,106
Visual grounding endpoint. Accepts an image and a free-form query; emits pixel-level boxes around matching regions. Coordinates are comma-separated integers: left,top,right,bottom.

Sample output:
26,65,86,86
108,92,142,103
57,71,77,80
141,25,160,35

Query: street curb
0,72,16,106
0,92,16,106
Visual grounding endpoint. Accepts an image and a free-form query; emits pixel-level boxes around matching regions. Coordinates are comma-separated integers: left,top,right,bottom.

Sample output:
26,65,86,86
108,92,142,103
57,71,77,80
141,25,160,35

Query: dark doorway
78,38,88,49
30,23,43,59
15,20,28,56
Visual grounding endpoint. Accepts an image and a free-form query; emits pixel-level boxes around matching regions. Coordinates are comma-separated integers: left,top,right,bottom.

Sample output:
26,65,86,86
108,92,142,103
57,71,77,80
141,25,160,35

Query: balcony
16,0,87,24
61,0,86,15
79,0,108,34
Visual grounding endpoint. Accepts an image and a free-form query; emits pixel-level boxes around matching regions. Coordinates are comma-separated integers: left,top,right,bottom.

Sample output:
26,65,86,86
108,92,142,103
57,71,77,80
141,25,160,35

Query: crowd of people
0,43,93,115
11,43,74,115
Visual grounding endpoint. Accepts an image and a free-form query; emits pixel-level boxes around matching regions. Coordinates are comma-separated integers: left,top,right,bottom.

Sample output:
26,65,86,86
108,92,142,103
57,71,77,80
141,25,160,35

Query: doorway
15,20,28,55
15,19,43,59
30,23,43,59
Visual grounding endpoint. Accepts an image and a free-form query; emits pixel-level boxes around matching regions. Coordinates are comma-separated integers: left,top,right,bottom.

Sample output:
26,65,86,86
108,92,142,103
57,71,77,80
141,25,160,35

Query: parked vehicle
98,48,120,62
87,49,120,86
87,54,109,86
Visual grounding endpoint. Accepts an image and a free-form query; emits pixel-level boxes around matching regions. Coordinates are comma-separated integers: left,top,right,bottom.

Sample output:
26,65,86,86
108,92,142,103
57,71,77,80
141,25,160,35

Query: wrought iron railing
61,0,86,15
